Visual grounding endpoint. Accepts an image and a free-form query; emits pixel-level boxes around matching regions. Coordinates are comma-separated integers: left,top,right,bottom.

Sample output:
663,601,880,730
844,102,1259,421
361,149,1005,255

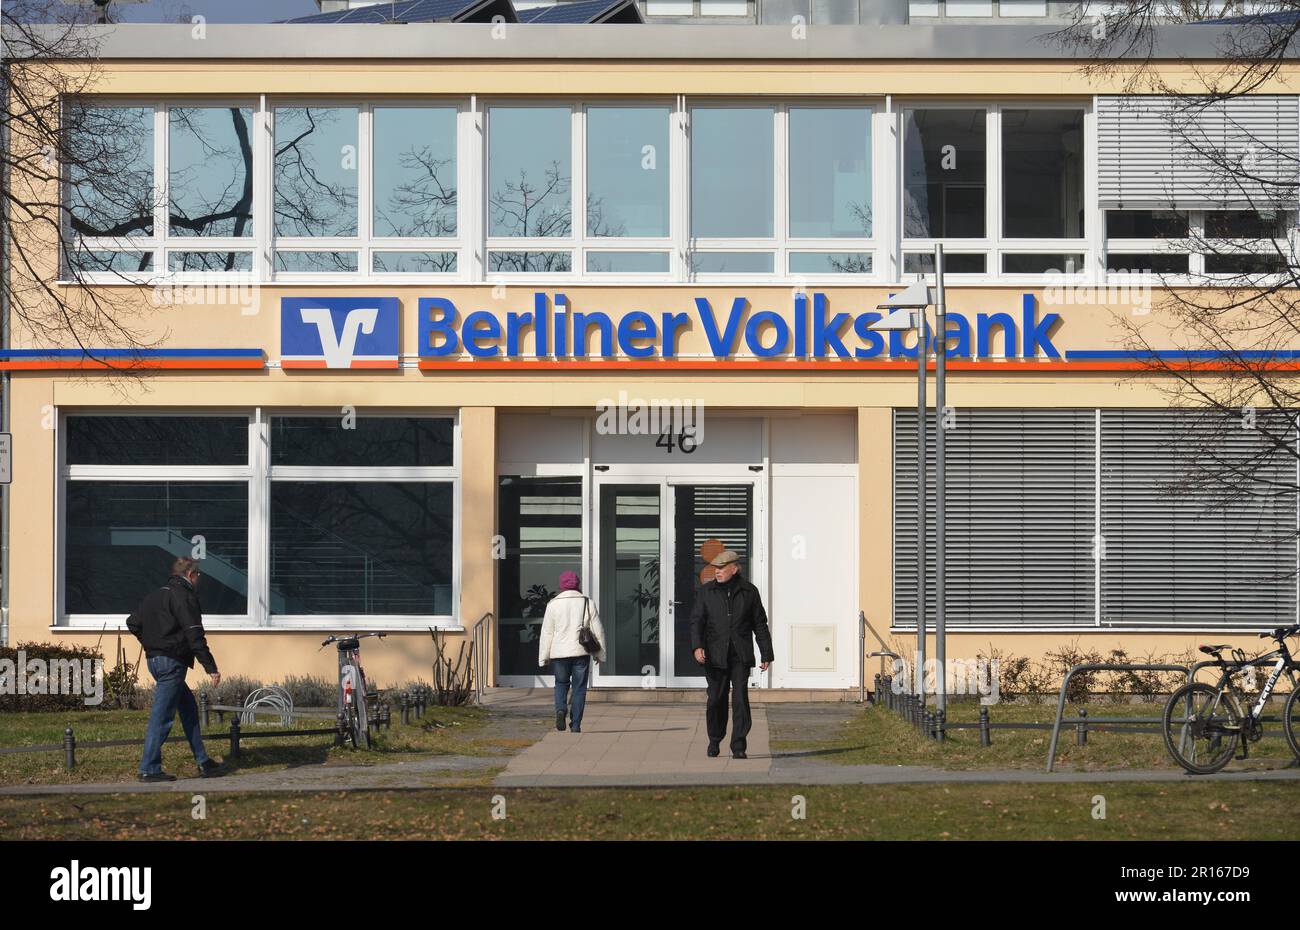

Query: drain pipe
0,57,10,648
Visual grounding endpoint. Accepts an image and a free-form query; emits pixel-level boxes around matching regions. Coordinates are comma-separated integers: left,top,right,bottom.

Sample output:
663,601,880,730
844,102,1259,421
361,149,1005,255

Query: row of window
67,98,1298,283
62,414,457,623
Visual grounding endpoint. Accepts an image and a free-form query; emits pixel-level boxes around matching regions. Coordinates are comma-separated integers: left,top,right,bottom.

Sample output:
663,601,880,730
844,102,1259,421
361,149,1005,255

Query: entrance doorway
593,478,758,688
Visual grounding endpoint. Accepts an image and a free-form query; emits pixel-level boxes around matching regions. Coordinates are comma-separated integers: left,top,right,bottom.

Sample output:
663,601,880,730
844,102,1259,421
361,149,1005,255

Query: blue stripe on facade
1065,349,1300,360
0,349,264,359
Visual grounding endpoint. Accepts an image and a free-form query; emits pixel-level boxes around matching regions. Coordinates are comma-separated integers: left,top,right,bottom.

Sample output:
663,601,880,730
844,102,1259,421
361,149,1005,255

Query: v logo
298,307,379,368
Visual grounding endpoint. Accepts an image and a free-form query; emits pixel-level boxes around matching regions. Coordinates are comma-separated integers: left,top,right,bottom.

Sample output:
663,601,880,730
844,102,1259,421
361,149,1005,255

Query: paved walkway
496,704,771,784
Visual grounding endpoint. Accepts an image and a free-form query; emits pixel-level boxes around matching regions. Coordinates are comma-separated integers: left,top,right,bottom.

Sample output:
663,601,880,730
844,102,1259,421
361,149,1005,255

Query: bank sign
278,293,1061,368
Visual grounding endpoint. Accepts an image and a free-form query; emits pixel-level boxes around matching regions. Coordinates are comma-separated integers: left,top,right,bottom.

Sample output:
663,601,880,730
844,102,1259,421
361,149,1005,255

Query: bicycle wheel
352,669,371,750
1283,686,1300,762
1163,682,1241,775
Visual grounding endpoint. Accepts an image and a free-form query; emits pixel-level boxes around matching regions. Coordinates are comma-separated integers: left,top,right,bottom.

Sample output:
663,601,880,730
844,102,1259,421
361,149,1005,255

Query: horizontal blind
894,408,1096,628
1100,408,1298,627
1096,95,1300,208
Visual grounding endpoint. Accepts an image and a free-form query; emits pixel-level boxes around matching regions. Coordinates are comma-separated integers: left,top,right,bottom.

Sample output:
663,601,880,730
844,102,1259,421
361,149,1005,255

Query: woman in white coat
538,570,605,733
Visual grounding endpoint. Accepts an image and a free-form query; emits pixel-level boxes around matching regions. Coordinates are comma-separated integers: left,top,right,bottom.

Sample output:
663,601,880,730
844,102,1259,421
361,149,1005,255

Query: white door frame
590,472,767,689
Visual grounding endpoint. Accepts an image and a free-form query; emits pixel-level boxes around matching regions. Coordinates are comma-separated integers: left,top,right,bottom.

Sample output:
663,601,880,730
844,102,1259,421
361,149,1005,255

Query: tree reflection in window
273,106,359,238
67,104,156,238
373,106,457,239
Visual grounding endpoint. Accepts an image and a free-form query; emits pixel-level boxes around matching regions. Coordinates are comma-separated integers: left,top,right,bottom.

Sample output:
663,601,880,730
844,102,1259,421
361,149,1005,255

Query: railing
470,610,495,704
859,612,896,704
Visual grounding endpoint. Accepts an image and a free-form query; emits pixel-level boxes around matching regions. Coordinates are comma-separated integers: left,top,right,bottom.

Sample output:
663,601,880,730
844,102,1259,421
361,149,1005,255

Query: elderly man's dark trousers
704,650,752,754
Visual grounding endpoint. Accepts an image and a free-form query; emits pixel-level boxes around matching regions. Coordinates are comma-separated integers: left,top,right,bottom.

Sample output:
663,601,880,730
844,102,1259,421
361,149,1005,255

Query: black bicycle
1161,624,1300,775
320,633,386,749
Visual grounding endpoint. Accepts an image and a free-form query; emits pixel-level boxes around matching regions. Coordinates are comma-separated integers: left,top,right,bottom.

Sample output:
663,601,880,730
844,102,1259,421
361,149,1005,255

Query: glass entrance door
594,478,757,688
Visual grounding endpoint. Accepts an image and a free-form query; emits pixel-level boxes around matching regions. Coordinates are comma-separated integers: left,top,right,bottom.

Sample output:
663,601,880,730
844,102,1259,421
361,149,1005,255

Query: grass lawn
771,700,1300,771
0,781,1295,840
0,705,532,786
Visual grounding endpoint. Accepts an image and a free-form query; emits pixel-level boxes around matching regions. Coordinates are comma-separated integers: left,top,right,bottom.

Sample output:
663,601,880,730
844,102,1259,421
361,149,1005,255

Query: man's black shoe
732,750,748,759
556,710,567,732
198,760,225,778
138,772,177,783
706,742,720,757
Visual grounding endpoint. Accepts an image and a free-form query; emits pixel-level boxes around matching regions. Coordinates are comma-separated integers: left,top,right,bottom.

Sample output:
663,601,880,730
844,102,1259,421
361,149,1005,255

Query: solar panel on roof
283,0,475,23
522,0,622,22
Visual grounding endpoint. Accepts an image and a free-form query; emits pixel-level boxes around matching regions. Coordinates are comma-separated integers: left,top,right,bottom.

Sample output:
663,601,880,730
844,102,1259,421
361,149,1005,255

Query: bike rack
1045,662,1190,772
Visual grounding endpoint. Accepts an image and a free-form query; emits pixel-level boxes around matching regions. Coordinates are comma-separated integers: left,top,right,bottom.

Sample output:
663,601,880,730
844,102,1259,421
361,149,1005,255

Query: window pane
903,109,986,238
701,0,749,12
270,482,453,616
1000,0,1047,14
909,0,941,14
1204,210,1289,239
168,106,254,237
789,107,872,238
647,0,693,13
372,251,458,273
1002,109,1084,238
586,251,671,273
789,252,873,274
1204,253,1291,275
946,0,993,12
586,106,670,238
372,106,457,238
66,416,248,466
271,416,453,467
1105,210,1189,238
168,251,253,272
1001,253,1085,274
488,107,572,238
903,252,986,274
274,251,359,273
273,107,359,237
488,251,572,273
70,250,154,274
691,108,774,238
497,476,583,676
1105,252,1189,274
65,481,249,615
690,252,774,274
68,105,155,238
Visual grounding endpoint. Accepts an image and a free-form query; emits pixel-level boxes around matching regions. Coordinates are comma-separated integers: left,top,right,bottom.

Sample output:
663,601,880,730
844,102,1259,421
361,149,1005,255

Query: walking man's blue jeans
552,655,591,730
140,655,211,775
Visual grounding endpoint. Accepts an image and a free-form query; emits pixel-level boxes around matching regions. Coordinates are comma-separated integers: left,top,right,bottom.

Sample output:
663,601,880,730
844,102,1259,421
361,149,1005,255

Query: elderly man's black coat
689,574,774,670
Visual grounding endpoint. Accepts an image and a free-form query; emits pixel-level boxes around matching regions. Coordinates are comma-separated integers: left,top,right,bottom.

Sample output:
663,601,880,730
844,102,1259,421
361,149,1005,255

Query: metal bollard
200,691,210,729
63,727,76,770
229,716,241,759
400,694,410,726
979,705,991,747
382,703,391,731
873,674,881,706
935,709,946,743
1077,708,1088,747
335,711,347,747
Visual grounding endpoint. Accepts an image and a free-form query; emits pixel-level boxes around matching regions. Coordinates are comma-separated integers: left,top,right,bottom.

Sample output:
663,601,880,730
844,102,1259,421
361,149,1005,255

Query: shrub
277,674,335,708
0,641,105,712
1043,640,1104,705
202,675,267,708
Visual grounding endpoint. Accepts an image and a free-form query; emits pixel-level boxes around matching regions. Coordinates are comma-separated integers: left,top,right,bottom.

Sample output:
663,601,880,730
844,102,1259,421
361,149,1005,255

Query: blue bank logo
281,297,400,369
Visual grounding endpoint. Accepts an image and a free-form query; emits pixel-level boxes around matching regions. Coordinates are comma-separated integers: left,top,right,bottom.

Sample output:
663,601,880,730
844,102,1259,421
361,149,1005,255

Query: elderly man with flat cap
689,549,774,759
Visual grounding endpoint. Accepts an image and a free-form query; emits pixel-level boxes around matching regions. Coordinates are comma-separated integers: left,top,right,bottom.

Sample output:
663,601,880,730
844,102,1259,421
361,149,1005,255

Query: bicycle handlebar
319,632,389,648
1259,624,1300,642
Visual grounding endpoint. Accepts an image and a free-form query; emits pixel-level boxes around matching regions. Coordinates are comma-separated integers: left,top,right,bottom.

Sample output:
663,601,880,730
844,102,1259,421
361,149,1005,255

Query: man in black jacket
689,549,774,759
126,557,223,781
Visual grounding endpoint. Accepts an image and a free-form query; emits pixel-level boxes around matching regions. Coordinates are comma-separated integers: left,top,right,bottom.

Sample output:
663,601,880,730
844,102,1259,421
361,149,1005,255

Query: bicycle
1161,624,1300,775
320,633,387,750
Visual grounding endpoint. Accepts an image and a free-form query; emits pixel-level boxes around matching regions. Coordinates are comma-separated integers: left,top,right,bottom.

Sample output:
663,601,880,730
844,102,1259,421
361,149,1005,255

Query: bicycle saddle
1199,644,1231,654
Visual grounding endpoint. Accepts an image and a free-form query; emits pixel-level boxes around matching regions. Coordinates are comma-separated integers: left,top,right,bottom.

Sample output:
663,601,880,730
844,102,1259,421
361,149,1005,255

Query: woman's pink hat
558,571,581,591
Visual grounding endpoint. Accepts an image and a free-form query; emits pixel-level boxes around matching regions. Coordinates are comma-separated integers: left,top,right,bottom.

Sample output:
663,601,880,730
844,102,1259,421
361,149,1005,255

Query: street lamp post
872,245,948,715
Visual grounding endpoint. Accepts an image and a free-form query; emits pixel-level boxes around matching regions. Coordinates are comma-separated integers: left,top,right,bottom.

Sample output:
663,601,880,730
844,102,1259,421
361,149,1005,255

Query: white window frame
687,99,882,284
56,409,462,631
898,99,1094,287
269,99,468,283
1102,208,1299,283
56,409,257,629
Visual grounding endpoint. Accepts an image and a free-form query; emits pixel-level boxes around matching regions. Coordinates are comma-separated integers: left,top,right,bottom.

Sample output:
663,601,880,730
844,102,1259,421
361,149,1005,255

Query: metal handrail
469,611,494,704
1045,662,1190,772
859,611,893,703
